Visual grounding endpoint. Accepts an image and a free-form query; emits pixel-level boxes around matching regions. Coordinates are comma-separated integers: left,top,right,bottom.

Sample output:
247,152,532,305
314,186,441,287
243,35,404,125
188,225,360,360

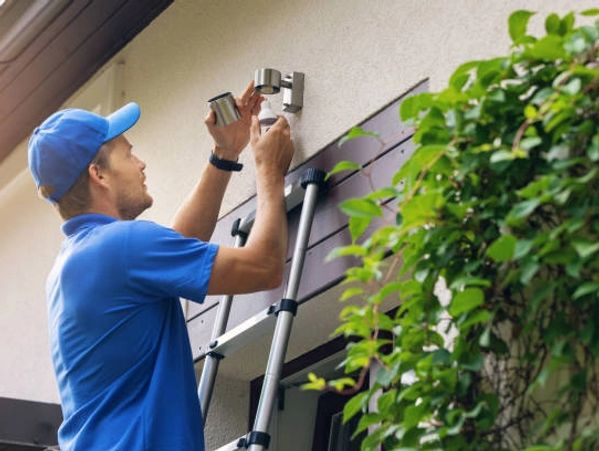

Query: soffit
0,0,173,165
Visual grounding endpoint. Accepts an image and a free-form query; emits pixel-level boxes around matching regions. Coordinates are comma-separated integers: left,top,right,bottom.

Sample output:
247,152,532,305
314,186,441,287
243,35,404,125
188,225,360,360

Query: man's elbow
260,258,284,290
265,264,284,290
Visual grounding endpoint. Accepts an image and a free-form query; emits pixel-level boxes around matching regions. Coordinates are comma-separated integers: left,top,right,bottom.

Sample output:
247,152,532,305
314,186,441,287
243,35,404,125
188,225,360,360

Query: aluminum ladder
197,168,327,450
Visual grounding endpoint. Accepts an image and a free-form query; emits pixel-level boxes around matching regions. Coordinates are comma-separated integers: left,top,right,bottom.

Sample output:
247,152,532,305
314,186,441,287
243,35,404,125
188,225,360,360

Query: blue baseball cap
28,102,141,203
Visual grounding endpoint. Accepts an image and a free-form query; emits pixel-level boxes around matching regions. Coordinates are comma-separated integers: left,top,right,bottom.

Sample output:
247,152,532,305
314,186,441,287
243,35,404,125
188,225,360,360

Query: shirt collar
62,213,118,237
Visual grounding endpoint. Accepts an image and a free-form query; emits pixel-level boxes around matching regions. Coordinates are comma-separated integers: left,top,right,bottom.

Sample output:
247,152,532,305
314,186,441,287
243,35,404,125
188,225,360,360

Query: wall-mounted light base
282,72,304,113
254,68,304,113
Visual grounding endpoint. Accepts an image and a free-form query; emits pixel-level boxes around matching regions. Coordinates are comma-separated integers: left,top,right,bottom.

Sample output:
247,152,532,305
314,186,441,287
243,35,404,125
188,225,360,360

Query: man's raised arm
172,81,263,241
207,115,294,295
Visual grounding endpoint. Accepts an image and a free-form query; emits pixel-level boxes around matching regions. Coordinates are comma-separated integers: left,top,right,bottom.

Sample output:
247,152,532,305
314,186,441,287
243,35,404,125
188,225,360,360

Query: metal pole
248,181,321,451
198,232,247,424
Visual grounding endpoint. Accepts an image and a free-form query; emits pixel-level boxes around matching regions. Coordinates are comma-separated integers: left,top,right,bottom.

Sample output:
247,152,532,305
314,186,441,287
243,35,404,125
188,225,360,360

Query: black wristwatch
209,151,243,172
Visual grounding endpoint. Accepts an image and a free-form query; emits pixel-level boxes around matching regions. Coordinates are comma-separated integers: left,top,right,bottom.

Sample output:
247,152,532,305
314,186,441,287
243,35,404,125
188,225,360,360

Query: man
27,81,294,450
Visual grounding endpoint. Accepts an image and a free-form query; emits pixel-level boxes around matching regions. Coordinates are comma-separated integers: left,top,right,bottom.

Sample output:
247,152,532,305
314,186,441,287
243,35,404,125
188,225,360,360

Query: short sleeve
126,220,219,303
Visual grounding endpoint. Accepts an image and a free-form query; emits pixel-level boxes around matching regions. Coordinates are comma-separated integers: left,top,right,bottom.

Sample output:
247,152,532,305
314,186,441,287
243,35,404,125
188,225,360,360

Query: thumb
250,115,260,143
204,110,216,127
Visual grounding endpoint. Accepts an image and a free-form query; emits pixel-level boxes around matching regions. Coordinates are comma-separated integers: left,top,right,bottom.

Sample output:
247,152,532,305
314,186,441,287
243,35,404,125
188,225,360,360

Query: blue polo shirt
46,213,218,450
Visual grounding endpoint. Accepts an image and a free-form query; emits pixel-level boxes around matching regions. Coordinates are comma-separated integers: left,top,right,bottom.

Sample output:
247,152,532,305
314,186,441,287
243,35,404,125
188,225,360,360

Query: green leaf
509,10,535,42
348,216,370,242
525,35,566,60
562,78,581,96
486,234,517,262
432,349,452,366
514,239,534,259
393,144,447,186
400,190,443,228
517,175,553,199
588,134,599,161
520,260,540,284
490,149,516,163
559,12,575,34
302,372,327,391
520,136,542,150
340,287,365,301
449,288,485,317
462,352,484,371
377,389,397,414
460,310,492,331
545,13,560,34
449,61,479,91
340,198,383,219
524,104,538,119
330,377,356,391
366,187,400,201
338,127,380,147
581,8,599,16
326,245,367,261
572,239,599,258
327,160,361,179
507,199,540,224
573,282,599,299
399,93,433,121
449,276,491,290
479,325,491,347
343,391,369,423
403,403,428,429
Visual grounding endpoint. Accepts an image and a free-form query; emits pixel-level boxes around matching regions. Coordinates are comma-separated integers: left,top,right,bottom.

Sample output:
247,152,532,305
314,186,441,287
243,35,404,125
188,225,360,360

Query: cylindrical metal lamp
254,68,281,95
208,92,241,127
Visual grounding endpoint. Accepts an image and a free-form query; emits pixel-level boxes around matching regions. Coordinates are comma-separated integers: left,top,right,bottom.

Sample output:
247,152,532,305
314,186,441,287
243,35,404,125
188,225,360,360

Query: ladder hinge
268,298,298,317
237,431,271,449
300,168,327,189
231,218,249,239
205,351,224,360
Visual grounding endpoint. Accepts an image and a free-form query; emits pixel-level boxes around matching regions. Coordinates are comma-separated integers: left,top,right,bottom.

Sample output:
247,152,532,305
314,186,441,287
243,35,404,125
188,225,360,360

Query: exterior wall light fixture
254,68,304,113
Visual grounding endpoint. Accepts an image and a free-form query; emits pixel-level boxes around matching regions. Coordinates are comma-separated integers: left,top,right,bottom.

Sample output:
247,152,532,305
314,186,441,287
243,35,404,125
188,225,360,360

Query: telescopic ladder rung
197,303,277,361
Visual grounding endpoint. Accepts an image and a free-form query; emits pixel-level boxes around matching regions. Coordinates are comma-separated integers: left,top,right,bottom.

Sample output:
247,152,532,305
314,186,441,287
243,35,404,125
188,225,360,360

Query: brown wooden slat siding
188,79,428,362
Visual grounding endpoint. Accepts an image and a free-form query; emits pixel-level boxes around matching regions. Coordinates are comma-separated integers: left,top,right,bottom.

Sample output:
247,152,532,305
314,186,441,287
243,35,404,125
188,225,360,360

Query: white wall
0,0,592,427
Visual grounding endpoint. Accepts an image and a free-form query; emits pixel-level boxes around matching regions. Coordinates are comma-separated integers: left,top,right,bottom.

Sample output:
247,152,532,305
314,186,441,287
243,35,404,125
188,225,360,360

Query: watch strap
209,152,243,172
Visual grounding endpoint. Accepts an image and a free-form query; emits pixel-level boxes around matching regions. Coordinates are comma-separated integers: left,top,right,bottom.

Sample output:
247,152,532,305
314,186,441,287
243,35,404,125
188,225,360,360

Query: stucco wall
0,0,592,432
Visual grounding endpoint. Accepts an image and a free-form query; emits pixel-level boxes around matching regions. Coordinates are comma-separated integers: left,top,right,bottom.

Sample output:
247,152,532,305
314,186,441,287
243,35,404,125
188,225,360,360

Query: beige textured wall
0,168,63,401
0,0,592,420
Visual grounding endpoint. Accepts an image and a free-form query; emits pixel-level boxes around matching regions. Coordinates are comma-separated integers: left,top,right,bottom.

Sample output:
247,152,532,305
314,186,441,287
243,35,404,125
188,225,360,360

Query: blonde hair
40,143,113,220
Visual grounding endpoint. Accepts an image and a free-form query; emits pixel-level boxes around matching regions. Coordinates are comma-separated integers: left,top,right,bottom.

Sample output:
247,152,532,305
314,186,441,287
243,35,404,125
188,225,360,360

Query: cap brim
104,102,141,142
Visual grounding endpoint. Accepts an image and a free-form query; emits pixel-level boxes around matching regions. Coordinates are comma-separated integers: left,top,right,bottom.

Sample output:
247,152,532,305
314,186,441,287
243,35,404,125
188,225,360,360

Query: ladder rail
198,231,247,423
248,180,321,450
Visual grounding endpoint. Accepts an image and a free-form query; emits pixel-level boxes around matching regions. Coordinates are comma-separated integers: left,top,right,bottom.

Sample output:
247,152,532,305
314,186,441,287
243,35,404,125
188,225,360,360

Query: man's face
104,135,153,220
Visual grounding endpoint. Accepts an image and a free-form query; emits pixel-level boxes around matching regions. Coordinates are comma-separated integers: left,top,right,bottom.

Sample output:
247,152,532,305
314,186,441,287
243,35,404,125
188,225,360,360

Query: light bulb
258,100,278,134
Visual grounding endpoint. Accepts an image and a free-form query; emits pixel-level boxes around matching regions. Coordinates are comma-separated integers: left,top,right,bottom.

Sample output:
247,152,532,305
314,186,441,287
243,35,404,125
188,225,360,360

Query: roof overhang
0,0,173,165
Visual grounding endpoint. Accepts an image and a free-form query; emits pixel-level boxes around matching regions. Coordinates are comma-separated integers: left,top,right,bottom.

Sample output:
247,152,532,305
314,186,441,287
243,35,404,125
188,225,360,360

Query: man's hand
250,115,294,176
205,80,264,160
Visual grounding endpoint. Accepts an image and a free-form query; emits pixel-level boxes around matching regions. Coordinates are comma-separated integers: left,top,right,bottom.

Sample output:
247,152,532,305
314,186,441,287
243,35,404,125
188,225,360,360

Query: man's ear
88,163,108,188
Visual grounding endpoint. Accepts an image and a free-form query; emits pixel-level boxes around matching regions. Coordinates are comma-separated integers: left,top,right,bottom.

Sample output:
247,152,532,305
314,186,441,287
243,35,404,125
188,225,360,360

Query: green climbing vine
306,9,599,450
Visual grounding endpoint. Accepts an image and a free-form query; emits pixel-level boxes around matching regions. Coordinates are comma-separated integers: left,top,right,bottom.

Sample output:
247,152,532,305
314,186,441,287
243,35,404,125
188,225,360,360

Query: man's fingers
250,115,260,141
272,116,290,130
251,97,265,116
240,80,255,105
